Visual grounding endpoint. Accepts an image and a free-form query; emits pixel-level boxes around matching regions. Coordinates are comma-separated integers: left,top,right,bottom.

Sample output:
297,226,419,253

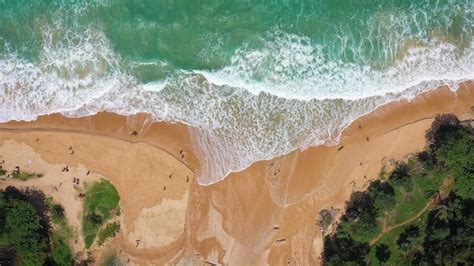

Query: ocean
1,0,473,184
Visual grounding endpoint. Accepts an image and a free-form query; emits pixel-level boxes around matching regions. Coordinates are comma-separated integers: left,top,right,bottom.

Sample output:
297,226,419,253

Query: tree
5,199,47,265
423,194,474,265
368,180,395,215
435,130,474,199
396,225,421,252
389,162,413,191
375,244,390,264
425,114,463,153
0,247,16,265
343,191,378,238
50,237,74,266
425,114,473,199
324,229,370,265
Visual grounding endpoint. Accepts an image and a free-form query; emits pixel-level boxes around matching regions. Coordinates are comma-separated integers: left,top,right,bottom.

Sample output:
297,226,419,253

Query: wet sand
0,81,473,264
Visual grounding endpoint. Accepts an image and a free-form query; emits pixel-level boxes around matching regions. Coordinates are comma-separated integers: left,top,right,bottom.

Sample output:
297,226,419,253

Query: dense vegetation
83,180,121,248
323,114,474,265
0,187,73,265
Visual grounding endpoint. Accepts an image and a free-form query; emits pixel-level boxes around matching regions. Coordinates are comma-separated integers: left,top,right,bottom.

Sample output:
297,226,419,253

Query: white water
1,27,474,184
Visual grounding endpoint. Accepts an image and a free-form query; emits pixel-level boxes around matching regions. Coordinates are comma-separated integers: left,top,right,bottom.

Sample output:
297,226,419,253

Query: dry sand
0,81,473,265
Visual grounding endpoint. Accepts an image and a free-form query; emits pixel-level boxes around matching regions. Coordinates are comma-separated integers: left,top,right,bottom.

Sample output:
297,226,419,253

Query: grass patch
83,180,120,248
385,167,444,226
0,168,6,176
46,197,74,265
12,171,42,181
367,211,429,265
97,222,120,246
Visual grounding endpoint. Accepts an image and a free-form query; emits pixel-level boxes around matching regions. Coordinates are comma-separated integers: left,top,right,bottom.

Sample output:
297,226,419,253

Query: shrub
52,204,65,221
12,171,36,181
319,209,333,230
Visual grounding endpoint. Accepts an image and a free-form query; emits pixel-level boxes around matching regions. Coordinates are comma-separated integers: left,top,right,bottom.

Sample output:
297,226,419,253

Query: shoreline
0,81,472,264
1,81,472,186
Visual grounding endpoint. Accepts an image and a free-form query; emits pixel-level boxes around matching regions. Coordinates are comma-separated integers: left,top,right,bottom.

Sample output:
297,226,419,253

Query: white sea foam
1,24,474,185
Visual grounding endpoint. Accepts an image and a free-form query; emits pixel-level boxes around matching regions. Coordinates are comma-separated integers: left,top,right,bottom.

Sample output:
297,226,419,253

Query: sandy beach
0,81,473,264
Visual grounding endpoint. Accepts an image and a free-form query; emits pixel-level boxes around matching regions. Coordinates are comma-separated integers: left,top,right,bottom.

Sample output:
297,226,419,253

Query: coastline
0,81,473,264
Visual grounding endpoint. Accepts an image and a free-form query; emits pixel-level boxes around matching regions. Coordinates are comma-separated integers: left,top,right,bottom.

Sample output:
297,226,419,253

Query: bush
12,171,37,181
52,204,65,221
319,209,333,230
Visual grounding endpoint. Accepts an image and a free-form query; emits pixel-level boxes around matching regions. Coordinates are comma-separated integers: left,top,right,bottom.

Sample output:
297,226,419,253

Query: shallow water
1,0,473,183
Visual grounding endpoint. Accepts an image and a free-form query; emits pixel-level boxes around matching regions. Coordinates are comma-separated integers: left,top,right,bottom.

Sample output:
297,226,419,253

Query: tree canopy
323,114,474,265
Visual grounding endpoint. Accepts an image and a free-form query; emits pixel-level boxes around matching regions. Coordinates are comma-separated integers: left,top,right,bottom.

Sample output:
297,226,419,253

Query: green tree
396,225,421,252
5,199,47,265
344,192,378,239
423,194,474,265
435,131,474,199
324,229,370,265
368,180,395,215
388,162,413,191
375,244,390,264
50,237,73,266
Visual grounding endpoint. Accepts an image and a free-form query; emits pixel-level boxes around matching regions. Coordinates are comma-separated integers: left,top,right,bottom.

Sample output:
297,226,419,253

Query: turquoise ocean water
1,0,473,183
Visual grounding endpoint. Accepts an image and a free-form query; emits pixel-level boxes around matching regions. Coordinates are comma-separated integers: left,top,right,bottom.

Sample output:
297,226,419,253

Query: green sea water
1,0,472,80
0,0,473,182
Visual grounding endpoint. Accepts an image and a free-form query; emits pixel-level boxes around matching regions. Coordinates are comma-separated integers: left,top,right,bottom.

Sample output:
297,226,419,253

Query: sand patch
0,140,103,253
128,191,189,249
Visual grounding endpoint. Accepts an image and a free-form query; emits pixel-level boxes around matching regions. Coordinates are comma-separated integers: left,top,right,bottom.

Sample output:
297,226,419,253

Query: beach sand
0,81,473,264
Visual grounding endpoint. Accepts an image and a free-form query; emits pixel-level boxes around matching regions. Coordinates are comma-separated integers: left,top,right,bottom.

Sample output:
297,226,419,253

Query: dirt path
370,197,435,246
